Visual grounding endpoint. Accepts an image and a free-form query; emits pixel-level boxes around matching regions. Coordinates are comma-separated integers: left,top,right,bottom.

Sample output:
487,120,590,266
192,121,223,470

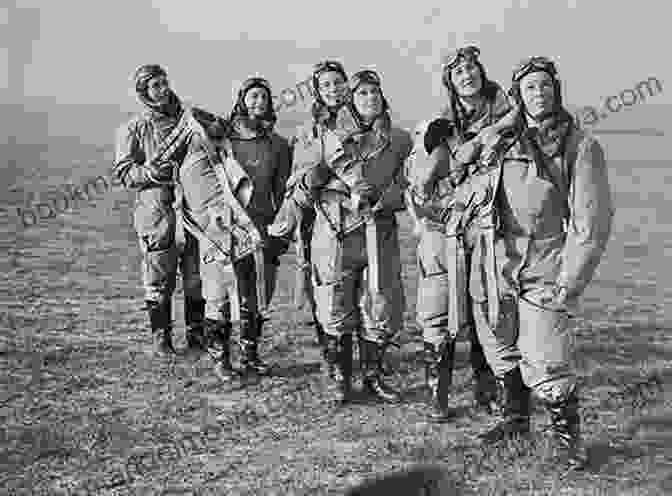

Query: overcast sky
5,0,670,122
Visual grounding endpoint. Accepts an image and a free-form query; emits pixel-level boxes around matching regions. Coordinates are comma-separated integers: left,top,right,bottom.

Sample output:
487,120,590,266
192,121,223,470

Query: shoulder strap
562,126,581,192
480,136,518,231
149,107,194,165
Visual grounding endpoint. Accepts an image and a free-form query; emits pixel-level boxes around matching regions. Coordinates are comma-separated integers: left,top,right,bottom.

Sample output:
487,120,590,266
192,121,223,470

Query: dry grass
1,142,670,495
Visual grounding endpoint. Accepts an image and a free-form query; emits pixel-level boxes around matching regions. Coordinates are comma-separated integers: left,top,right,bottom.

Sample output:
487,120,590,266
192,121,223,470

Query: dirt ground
1,141,670,495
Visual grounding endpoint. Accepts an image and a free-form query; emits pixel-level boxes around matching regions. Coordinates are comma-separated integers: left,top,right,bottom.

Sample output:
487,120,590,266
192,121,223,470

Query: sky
4,0,671,125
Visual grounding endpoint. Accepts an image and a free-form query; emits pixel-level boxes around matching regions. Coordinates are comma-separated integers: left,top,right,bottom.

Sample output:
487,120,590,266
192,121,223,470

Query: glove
539,284,578,314
350,180,377,212
146,159,176,185
476,105,521,163
267,198,303,241
407,141,452,202
293,261,313,311
123,165,153,189
303,164,331,192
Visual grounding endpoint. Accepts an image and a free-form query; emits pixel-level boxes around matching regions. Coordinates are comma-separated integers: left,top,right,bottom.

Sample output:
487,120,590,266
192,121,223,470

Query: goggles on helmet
350,69,382,91
512,56,557,82
313,61,346,77
241,77,272,91
442,46,481,71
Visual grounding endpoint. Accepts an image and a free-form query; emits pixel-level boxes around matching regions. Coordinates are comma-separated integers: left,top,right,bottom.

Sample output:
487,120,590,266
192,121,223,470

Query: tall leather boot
323,334,352,405
361,339,401,403
313,310,326,349
239,315,270,376
544,388,588,469
147,300,176,356
338,334,354,404
184,297,206,351
323,334,353,405
323,334,343,382
360,335,395,377
379,341,396,376
203,318,235,381
424,341,455,422
478,367,531,444
469,329,499,414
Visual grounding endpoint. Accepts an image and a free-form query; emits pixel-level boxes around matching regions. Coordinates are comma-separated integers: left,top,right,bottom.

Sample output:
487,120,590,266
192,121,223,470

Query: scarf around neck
521,107,574,159
439,82,511,140
312,102,342,128
228,114,275,140
331,104,392,156
141,89,182,121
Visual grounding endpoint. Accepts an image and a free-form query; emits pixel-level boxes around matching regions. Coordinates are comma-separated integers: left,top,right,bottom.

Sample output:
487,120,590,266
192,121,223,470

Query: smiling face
352,82,383,122
519,70,556,119
317,71,347,108
146,74,171,105
450,60,483,98
243,86,269,118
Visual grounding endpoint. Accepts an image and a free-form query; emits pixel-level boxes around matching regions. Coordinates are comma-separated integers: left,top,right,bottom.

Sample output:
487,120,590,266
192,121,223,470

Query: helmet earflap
508,84,522,106
554,78,562,107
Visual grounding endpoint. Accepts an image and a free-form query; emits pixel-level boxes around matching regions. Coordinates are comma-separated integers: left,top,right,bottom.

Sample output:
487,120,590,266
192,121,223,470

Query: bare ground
1,143,670,495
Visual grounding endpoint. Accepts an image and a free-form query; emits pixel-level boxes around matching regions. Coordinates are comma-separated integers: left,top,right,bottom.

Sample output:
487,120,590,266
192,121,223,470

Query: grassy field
0,138,670,495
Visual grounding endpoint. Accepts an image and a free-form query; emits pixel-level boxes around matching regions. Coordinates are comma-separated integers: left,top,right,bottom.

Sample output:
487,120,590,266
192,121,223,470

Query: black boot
369,336,396,376
338,334,354,404
147,300,176,356
478,367,531,444
313,311,326,348
469,327,499,414
545,388,588,469
185,297,206,351
361,340,401,403
425,341,455,422
203,318,235,381
357,335,395,377
323,334,353,405
473,370,500,414
239,338,271,377
323,335,344,382
238,315,270,376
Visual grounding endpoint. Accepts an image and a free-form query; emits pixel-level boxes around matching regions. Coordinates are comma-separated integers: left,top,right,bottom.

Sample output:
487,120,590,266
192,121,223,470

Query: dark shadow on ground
269,361,323,379
344,464,460,495
585,439,649,472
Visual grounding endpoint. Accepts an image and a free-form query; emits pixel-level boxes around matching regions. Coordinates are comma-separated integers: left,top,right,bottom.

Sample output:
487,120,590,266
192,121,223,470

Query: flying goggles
512,56,557,82
313,61,347,77
240,77,272,92
442,46,481,71
349,70,382,91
